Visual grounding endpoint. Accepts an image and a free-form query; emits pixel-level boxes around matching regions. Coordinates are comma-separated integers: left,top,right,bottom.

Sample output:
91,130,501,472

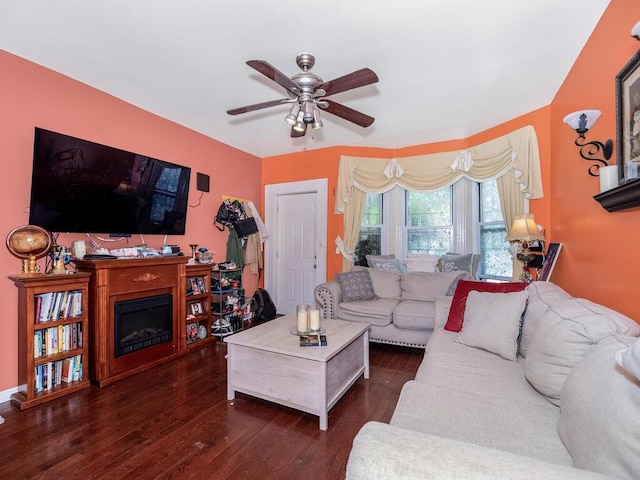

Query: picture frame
615,49,640,184
538,243,563,282
190,302,203,316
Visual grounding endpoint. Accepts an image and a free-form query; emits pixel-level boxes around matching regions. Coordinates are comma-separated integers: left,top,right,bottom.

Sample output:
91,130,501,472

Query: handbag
214,199,240,231
234,217,258,237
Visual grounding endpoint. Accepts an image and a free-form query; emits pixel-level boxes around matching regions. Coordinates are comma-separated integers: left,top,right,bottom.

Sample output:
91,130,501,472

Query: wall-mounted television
29,128,191,235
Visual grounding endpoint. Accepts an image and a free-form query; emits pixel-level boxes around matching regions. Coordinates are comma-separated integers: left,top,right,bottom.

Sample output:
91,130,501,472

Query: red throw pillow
444,280,527,332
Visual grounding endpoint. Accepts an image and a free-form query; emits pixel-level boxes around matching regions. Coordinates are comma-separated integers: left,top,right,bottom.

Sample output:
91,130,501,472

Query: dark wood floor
0,341,423,480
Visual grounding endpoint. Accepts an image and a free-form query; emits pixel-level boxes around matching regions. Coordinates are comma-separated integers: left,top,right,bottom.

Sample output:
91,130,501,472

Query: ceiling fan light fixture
293,120,306,133
284,104,299,125
303,101,315,124
312,107,323,130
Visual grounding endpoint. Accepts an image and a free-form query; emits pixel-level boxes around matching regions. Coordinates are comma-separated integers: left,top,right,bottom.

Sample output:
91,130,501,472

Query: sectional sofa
345,281,640,479
314,267,470,347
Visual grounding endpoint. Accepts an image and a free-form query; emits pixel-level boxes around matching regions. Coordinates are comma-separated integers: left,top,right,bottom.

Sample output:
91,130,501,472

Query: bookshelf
185,264,215,349
9,272,91,410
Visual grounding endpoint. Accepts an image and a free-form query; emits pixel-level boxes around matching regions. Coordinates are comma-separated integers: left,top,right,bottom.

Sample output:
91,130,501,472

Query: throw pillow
523,298,639,406
558,335,640,478
444,280,527,332
445,272,473,296
366,254,395,267
404,255,440,273
456,290,529,361
335,269,377,302
439,253,473,274
369,257,404,273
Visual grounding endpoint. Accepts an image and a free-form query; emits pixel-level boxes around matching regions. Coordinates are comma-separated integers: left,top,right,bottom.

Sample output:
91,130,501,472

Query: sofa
346,281,640,479
314,267,471,347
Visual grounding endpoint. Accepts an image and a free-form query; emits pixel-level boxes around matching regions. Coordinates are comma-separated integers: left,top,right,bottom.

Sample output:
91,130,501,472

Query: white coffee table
224,315,370,430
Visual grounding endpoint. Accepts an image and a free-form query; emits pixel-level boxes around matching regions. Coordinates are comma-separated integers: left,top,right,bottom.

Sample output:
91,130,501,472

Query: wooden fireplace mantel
74,256,188,387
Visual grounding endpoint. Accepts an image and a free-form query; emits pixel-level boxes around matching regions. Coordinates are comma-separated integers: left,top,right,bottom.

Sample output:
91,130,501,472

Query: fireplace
75,256,186,387
114,294,172,357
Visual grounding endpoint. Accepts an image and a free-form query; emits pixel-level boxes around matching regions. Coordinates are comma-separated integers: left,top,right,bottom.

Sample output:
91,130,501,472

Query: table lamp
505,214,545,282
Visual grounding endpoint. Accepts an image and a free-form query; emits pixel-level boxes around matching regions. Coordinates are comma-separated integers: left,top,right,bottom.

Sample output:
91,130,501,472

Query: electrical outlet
22,207,30,214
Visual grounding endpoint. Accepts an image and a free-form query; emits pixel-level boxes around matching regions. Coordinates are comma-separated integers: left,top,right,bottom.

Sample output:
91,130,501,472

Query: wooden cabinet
185,264,215,349
9,273,91,410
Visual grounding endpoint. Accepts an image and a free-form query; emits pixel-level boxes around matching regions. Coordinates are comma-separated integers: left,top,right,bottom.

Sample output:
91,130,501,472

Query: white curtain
335,125,543,275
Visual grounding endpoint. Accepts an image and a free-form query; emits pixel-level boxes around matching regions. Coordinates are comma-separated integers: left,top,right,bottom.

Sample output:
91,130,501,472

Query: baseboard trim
0,386,18,405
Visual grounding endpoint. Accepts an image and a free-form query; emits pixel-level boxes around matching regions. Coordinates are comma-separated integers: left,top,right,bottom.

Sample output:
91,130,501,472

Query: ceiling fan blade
316,68,378,97
321,100,375,128
290,125,307,137
246,60,299,93
226,98,291,115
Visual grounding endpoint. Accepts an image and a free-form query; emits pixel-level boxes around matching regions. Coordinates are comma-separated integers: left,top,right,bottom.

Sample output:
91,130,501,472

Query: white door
277,192,317,313
265,179,327,315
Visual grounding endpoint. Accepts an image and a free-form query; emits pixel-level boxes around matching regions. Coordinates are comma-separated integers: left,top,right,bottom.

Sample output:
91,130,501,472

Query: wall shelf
593,178,640,212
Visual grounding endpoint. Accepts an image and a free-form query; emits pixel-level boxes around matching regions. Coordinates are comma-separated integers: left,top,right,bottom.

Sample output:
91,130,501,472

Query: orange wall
0,51,262,393
549,0,640,320
263,107,552,284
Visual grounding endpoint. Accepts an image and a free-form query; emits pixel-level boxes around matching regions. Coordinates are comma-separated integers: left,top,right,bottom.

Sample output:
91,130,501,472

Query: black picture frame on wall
616,49,640,184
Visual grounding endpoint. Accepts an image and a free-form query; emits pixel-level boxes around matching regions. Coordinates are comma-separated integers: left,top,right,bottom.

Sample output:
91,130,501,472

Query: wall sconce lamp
563,110,613,176
505,213,545,283
632,20,640,40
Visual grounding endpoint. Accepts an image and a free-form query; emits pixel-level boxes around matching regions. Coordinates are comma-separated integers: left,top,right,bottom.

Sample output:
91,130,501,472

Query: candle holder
308,307,321,333
295,304,309,335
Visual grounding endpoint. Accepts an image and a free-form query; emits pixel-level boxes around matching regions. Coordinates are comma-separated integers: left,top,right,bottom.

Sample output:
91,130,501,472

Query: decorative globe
6,225,52,275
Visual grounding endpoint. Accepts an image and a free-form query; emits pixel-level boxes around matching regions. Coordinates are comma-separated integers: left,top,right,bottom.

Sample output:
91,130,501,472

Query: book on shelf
299,335,327,347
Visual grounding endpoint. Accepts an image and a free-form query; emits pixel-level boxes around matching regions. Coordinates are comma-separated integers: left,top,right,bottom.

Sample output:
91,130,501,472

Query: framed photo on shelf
616,49,640,184
538,243,563,282
190,277,201,295
190,302,203,316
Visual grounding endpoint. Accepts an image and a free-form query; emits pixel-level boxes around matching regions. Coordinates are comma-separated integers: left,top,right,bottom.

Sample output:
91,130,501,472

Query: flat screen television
29,128,191,235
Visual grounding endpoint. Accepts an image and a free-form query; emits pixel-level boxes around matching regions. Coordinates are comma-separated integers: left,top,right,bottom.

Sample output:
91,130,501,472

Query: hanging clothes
225,228,245,270
242,202,263,274
247,201,269,243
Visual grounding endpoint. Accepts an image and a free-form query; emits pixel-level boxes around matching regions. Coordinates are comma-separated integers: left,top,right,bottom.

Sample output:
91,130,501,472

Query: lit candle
309,308,320,332
296,305,308,333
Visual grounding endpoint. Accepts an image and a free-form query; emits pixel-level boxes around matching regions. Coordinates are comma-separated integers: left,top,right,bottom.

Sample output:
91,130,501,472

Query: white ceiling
1,1,611,158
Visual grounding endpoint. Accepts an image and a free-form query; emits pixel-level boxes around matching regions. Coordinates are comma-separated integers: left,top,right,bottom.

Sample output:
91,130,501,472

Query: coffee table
224,315,370,430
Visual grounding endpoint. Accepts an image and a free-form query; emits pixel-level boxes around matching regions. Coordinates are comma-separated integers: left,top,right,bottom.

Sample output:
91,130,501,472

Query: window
355,193,383,266
405,188,452,255
478,180,511,280
352,181,513,280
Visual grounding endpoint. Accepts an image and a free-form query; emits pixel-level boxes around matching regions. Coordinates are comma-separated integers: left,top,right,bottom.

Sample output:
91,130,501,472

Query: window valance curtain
335,125,543,274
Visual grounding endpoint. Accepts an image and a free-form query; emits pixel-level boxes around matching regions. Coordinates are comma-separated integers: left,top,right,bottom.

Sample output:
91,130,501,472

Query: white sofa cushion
558,335,640,479
420,329,552,405
366,268,402,299
390,381,571,465
521,281,572,358
524,298,640,406
337,298,397,326
347,422,605,480
393,300,435,330
456,290,529,361
616,336,640,381
400,271,460,302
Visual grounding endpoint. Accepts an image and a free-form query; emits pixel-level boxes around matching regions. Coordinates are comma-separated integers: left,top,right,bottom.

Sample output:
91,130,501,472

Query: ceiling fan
226,53,379,137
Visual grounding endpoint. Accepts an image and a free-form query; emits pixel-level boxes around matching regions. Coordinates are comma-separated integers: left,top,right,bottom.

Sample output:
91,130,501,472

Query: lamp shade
505,214,545,242
563,110,601,133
